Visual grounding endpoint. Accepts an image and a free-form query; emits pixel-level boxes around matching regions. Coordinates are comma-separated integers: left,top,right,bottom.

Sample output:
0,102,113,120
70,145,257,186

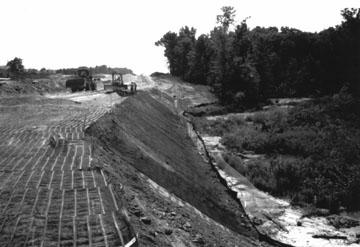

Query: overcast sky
0,0,357,74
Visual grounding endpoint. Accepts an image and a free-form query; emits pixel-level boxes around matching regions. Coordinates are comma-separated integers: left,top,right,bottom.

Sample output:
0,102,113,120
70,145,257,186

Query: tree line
56,65,133,75
2,58,133,78
156,7,360,106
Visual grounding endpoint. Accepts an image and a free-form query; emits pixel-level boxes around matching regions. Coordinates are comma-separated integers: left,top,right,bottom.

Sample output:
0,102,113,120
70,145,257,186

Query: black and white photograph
0,0,359,246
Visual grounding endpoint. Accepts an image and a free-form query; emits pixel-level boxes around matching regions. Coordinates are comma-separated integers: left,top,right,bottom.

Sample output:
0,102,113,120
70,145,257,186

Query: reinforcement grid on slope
0,107,135,247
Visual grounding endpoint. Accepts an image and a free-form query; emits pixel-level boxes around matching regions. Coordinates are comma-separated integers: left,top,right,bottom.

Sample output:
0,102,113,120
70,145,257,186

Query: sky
0,0,358,74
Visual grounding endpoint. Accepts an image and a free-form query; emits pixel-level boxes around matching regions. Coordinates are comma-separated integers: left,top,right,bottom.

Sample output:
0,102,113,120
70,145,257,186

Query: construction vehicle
103,72,137,96
65,68,97,92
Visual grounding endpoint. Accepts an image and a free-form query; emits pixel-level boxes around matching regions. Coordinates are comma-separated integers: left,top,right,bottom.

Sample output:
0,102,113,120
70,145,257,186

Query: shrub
245,159,277,193
194,115,245,136
221,125,269,153
247,108,288,131
223,152,247,174
187,104,228,117
266,128,320,156
197,93,360,211
271,156,303,196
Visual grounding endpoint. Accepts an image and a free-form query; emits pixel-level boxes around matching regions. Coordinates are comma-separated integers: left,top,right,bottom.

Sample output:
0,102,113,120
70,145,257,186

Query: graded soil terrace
0,92,136,246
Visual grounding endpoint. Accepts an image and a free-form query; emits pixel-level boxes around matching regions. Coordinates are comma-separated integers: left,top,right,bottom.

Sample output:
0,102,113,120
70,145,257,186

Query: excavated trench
86,91,259,240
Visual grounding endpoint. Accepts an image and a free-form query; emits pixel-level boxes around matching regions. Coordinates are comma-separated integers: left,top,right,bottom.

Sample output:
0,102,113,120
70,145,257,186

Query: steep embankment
87,91,258,239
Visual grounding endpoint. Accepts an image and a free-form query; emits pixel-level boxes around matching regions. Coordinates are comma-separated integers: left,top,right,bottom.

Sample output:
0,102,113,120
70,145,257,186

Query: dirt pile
87,91,258,239
0,74,68,96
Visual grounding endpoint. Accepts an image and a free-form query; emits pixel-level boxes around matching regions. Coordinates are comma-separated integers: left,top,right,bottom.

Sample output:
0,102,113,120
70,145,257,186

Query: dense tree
156,7,360,107
56,65,133,75
155,32,179,75
216,6,236,31
186,34,213,84
156,27,196,79
7,57,25,76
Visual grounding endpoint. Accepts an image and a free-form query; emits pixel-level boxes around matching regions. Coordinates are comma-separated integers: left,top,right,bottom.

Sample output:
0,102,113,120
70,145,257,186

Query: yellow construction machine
103,72,137,96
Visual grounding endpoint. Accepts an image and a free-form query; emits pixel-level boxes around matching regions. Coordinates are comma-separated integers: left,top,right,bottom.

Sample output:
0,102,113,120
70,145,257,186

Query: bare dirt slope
87,91,267,246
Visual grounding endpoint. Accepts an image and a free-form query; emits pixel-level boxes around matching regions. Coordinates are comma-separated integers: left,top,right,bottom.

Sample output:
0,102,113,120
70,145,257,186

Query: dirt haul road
0,92,137,246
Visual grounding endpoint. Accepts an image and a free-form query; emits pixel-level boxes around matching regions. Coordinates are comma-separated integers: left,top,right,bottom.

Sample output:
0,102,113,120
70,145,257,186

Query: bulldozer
103,72,137,96
65,68,97,92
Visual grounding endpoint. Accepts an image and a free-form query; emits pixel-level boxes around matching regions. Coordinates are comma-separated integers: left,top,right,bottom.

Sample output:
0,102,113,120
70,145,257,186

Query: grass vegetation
194,89,360,213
